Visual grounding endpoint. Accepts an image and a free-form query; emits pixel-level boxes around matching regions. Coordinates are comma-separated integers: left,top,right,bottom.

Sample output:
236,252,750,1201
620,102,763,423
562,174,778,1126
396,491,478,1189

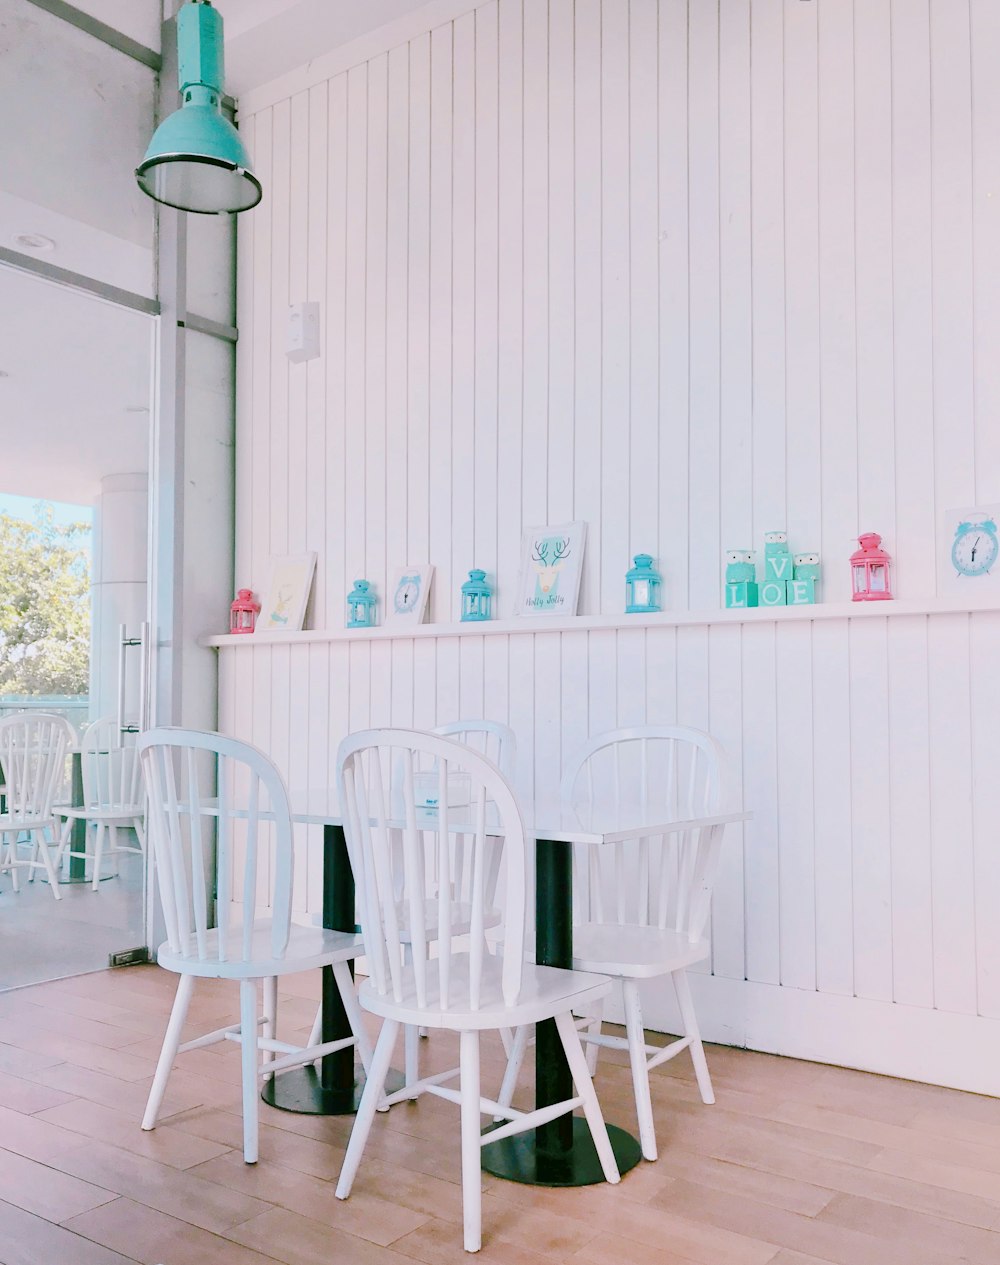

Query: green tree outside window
0,505,90,696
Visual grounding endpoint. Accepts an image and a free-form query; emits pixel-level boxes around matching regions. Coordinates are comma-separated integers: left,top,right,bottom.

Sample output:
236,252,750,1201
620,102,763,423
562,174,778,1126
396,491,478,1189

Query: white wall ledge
201,597,1000,648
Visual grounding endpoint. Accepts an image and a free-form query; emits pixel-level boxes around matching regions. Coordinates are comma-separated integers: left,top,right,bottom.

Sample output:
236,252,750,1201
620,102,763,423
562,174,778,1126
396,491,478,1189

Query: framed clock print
940,506,1000,595
385,564,434,625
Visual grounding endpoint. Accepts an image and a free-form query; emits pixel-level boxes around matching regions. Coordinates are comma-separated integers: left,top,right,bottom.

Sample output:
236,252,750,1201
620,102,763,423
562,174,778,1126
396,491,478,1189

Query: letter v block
759,580,787,607
765,552,794,583
725,581,759,609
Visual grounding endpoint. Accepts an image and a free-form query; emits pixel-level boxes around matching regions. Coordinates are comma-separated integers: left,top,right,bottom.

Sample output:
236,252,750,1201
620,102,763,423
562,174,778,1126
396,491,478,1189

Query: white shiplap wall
224,0,1000,1094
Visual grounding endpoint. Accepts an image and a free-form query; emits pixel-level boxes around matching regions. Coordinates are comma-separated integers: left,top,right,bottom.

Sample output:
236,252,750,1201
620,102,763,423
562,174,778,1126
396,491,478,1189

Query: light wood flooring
0,965,998,1264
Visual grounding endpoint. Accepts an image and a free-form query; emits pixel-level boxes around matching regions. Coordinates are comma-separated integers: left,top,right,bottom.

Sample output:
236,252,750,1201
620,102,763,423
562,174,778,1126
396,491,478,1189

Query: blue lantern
346,580,377,628
626,554,662,613
461,569,493,622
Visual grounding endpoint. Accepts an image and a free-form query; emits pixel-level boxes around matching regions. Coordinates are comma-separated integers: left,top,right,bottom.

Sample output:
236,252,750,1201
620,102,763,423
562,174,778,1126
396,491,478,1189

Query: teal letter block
787,578,816,605
765,552,794,583
725,581,759,609
759,579,787,607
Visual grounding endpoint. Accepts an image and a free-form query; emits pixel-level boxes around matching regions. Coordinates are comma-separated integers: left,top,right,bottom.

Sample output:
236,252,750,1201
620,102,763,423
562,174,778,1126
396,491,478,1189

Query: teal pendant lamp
136,0,261,214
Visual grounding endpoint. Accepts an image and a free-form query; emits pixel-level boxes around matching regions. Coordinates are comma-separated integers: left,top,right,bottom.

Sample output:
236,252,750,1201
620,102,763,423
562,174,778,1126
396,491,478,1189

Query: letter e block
787,578,816,605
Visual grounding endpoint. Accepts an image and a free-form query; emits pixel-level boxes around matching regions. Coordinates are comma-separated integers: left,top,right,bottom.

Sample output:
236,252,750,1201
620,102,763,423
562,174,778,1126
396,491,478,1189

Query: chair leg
672,970,714,1105
143,974,194,1130
28,832,40,881
494,1023,529,1121
404,1022,420,1092
553,1010,620,1186
91,823,105,891
34,830,62,901
336,1018,399,1201
583,995,605,1076
55,818,71,869
240,979,260,1163
5,836,19,893
331,960,374,1075
307,1001,322,1065
262,976,278,1080
622,979,657,1161
459,1029,483,1252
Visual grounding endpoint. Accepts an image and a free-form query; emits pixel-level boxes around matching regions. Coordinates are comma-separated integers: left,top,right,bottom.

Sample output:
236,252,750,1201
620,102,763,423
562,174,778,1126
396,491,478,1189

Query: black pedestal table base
482,836,642,1187
262,821,402,1117
481,1118,642,1186
263,1065,405,1115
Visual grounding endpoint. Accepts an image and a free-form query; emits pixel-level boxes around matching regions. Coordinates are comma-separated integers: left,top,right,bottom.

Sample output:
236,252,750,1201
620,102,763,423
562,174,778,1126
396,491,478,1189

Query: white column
90,472,148,723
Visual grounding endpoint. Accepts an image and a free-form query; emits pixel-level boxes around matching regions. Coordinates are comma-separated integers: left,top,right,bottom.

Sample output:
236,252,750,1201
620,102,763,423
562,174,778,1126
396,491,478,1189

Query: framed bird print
258,552,317,632
385,564,434,625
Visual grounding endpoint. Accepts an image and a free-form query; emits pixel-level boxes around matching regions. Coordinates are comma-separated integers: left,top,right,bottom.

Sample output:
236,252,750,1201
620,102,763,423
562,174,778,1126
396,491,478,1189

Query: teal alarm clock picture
385,564,435,624
952,518,999,577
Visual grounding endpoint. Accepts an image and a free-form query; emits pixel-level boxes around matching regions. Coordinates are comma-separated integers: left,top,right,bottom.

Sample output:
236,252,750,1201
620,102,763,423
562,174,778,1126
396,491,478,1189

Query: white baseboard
613,971,1000,1099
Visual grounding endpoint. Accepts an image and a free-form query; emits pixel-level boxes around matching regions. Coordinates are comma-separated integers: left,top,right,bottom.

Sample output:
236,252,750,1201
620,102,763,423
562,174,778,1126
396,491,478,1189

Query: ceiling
0,266,151,507
213,0,436,95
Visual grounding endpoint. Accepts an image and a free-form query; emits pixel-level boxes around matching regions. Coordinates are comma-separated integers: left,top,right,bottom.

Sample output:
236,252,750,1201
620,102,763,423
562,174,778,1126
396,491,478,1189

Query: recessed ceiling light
124,405,149,414
13,232,56,252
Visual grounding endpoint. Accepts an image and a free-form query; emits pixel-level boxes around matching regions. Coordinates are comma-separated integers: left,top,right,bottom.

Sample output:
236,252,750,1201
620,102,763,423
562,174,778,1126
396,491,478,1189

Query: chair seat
0,813,57,833
60,805,143,823
157,920,364,979
571,922,710,978
360,952,612,1031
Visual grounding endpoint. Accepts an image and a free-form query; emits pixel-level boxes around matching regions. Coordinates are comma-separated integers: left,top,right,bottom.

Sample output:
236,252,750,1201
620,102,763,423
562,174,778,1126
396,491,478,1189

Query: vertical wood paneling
849,619,893,1001
782,0,821,554
474,3,500,582
887,616,934,1009
496,0,524,617
817,0,857,605
428,26,453,621
811,618,854,996
228,0,1000,1089
927,614,977,1014
890,0,934,599
451,15,476,621
718,0,752,591
599,1,629,610
574,0,602,612
521,0,549,537
385,44,410,585
548,0,575,527
306,82,329,622
686,1,721,611
325,75,349,627
853,0,895,541
775,622,815,991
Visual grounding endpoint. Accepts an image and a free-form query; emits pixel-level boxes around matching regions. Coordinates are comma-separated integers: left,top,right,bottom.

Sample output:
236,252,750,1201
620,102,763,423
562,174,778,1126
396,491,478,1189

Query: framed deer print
515,522,586,617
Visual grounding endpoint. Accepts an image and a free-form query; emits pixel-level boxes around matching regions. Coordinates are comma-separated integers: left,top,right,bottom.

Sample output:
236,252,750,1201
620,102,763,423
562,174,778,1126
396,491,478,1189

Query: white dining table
268,788,748,1189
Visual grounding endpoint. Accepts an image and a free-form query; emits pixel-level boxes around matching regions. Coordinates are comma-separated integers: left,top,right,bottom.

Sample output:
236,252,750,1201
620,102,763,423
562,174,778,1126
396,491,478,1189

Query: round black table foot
261,1065,405,1115
480,1118,642,1187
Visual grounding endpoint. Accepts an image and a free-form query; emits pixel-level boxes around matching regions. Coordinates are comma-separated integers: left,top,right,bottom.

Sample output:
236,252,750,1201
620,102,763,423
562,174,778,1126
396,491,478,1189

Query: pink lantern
230,588,260,633
850,533,893,601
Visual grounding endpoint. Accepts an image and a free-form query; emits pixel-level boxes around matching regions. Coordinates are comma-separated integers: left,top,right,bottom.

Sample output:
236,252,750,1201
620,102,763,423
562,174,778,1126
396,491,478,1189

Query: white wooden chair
307,718,519,1086
498,725,732,1162
57,716,145,890
137,727,373,1164
334,728,619,1253
0,713,75,901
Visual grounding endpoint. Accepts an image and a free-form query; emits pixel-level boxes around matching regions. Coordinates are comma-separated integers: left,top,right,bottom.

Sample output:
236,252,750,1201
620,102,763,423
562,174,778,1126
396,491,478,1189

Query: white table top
284,788,750,844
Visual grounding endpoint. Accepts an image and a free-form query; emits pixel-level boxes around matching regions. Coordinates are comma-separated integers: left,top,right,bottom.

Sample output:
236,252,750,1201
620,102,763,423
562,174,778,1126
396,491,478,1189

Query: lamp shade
136,1,261,215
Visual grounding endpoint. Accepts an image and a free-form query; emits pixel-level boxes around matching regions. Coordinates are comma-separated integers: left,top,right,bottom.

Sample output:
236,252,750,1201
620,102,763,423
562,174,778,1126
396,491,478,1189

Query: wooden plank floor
0,966,998,1264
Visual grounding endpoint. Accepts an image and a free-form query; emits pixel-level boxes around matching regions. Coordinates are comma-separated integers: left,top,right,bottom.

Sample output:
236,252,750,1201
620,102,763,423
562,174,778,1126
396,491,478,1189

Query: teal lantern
346,580,377,628
136,1,262,215
626,554,662,613
461,569,492,622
